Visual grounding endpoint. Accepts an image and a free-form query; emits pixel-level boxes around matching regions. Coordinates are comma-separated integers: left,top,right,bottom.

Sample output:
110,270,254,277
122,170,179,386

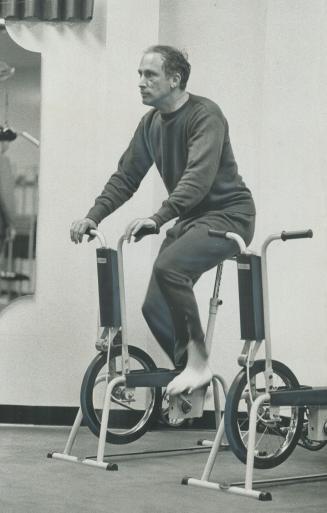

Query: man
70,45,256,396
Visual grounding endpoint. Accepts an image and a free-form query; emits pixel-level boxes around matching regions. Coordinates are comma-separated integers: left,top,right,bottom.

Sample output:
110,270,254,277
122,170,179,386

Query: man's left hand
125,218,158,243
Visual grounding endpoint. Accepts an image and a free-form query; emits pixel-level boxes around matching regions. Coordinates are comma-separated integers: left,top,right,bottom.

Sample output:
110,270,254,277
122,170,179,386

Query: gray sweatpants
142,211,255,367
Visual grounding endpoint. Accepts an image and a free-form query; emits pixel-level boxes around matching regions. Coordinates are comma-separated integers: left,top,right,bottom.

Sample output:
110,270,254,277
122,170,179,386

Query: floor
0,425,326,513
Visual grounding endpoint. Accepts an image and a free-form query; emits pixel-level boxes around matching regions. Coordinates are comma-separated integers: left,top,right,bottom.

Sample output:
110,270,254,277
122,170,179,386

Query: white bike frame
185,229,314,501
49,228,238,469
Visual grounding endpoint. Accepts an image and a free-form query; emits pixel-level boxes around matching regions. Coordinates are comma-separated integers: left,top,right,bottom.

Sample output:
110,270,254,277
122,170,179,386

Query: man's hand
70,218,97,244
125,218,158,243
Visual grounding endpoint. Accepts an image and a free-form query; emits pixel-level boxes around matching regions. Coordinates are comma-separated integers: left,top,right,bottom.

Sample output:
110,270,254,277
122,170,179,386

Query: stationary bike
184,228,327,501
49,225,243,470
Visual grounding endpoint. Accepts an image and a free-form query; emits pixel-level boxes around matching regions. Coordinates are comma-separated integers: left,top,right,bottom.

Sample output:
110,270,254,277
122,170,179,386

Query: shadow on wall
0,23,40,312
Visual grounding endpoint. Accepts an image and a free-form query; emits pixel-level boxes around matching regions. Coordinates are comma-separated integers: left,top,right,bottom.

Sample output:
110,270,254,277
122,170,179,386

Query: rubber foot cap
259,491,272,501
181,476,189,485
197,440,204,446
106,463,118,471
47,452,53,459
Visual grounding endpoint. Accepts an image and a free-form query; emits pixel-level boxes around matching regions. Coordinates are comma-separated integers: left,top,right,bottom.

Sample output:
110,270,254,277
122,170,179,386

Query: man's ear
171,73,181,89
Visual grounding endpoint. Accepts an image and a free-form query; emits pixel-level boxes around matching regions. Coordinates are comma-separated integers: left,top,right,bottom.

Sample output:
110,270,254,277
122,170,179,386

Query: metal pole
117,236,130,375
260,234,280,367
212,377,221,427
63,407,84,454
96,375,126,463
244,393,270,490
201,416,226,481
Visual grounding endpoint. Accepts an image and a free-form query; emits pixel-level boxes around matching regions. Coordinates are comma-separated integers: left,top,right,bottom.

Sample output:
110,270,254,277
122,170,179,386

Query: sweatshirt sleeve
151,106,226,227
86,116,153,224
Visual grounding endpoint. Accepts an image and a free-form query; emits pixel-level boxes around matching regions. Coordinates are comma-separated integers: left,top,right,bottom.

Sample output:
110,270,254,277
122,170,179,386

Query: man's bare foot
166,340,212,396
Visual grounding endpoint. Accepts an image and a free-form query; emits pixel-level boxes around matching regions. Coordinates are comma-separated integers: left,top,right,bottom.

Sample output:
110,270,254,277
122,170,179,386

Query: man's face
138,52,174,108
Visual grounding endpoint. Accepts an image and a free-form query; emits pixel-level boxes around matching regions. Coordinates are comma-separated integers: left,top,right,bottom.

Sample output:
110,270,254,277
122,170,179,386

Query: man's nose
138,74,147,88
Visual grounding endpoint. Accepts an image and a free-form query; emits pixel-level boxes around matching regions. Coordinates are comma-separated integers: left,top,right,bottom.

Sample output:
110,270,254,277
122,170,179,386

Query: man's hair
145,45,191,90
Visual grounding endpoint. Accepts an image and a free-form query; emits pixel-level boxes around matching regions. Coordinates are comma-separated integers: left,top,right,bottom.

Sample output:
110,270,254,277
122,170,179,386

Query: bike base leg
184,392,272,501
182,477,272,501
48,377,126,472
48,451,118,471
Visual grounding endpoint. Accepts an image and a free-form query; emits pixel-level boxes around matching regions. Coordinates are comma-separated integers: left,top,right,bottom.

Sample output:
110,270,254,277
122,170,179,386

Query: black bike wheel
224,360,304,469
80,345,161,444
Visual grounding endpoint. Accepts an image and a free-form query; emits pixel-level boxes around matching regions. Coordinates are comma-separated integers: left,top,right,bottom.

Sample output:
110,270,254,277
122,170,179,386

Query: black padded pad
125,369,181,387
270,387,327,407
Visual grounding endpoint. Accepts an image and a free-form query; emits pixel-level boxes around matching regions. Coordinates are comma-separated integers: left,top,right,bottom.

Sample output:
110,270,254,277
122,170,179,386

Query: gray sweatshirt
86,94,255,228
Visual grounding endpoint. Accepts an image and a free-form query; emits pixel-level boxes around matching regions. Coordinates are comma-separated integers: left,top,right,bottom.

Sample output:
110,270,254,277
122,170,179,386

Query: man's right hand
70,218,97,244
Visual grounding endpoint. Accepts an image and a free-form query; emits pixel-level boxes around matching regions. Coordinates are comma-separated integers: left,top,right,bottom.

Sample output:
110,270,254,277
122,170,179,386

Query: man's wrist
85,216,98,227
148,217,160,233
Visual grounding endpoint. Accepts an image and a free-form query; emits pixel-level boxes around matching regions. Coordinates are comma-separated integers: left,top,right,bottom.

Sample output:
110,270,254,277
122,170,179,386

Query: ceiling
0,22,40,71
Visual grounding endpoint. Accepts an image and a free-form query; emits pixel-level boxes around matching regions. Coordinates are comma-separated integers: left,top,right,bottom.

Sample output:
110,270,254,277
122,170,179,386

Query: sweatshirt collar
160,93,191,120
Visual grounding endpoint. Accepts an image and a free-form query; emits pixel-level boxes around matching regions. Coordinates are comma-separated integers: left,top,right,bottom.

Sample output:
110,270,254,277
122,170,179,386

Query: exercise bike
49,225,245,470
184,228,327,500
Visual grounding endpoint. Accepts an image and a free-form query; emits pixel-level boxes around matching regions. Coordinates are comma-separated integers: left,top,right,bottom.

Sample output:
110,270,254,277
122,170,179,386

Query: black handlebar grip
281,229,313,241
84,227,97,239
134,223,160,242
208,229,228,239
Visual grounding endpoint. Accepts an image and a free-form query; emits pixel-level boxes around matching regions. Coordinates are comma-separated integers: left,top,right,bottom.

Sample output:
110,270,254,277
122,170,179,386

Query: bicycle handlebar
84,224,159,247
208,229,228,239
208,229,247,254
86,228,107,247
133,223,160,241
84,226,314,252
280,229,313,241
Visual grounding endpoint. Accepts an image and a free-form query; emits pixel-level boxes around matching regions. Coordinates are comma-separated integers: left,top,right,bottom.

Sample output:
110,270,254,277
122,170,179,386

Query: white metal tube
213,373,229,398
198,440,214,448
51,453,112,470
212,377,221,427
20,131,40,147
63,407,84,454
245,393,270,490
201,416,225,481
199,374,228,447
212,374,228,426
261,234,281,366
186,478,263,499
105,328,117,384
225,232,247,254
82,459,112,470
96,376,126,463
89,229,107,248
51,453,80,464
204,310,218,355
117,235,130,375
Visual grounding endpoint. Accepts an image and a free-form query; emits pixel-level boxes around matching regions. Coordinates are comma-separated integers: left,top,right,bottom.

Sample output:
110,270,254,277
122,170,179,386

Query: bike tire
80,345,161,444
224,359,304,469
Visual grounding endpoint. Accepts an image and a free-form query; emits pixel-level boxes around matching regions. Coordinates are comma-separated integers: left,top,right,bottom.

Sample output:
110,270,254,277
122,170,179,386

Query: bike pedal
168,387,207,421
